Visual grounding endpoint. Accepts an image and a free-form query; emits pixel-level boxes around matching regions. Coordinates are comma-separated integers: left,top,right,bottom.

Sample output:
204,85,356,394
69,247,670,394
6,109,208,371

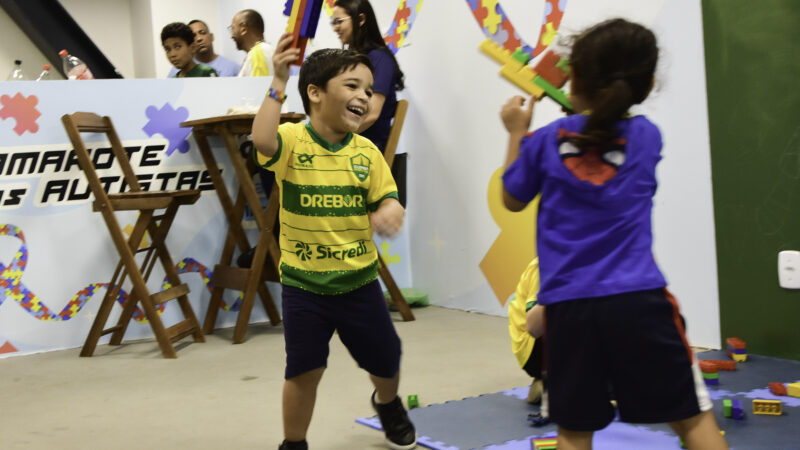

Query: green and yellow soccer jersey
255,122,399,295
509,257,540,368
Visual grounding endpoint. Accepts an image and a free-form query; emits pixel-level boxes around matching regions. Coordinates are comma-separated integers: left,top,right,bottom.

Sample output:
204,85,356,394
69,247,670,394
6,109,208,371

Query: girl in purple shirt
501,19,728,450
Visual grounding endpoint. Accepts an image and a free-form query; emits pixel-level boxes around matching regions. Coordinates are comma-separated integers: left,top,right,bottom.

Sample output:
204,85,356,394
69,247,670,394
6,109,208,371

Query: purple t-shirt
502,114,667,305
360,48,398,152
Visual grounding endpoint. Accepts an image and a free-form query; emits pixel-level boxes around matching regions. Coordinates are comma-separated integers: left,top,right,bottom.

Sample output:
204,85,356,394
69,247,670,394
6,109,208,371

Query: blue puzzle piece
142,103,191,156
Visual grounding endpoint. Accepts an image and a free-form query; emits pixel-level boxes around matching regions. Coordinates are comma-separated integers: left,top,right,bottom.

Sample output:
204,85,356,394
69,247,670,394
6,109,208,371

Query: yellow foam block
752,399,782,415
286,0,302,33
500,64,544,98
479,39,512,66
788,382,800,398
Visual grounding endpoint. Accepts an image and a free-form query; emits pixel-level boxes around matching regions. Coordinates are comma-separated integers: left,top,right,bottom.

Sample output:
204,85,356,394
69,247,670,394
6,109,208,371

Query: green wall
702,0,800,360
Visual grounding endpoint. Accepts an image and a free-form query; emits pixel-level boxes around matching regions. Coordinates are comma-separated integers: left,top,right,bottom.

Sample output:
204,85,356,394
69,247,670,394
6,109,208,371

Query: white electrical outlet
778,251,800,289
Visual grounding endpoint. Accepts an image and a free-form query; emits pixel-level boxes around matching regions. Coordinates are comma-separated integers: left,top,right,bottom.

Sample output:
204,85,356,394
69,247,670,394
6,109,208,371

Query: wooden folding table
181,113,304,343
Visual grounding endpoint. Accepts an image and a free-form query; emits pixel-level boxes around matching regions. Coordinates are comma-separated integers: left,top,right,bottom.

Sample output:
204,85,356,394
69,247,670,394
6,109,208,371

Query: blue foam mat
357,351,800,449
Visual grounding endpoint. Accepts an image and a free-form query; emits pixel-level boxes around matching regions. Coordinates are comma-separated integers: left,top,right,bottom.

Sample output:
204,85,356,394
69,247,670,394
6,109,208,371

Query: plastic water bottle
35,64,51,81
6,60,27,80
59,49,94,80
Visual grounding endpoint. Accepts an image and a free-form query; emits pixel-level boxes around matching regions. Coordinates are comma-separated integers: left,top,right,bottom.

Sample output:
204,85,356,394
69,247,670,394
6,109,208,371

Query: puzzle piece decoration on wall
0,224,244,323
380,241,402,265
467,0,565,58
0,93,41,136
0,340,18,354
472,1,572,111
142,103,191,156
322,0,425,54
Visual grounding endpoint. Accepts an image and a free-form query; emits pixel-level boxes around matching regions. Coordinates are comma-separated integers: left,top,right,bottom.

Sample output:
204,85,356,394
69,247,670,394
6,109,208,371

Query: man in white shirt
229,9,275,77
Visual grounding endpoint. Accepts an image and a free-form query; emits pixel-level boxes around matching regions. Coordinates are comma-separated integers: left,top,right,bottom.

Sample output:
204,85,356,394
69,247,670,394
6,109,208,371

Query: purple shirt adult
360,48,398,152
502,114,667,305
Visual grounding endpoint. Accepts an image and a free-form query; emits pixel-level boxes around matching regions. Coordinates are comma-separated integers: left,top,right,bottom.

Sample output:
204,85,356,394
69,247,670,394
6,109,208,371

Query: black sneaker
278,439,308,450
371,391,417,450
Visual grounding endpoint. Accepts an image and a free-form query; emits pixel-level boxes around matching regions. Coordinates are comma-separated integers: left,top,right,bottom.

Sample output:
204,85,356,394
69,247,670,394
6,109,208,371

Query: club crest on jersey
350,153,370,181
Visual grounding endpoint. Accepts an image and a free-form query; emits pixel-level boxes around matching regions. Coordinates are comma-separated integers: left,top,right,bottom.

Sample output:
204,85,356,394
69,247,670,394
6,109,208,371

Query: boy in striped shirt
252,34,414,450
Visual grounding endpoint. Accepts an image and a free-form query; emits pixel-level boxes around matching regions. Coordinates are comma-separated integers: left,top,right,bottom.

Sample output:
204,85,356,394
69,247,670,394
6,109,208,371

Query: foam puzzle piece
0,93,41,135
142,103,191,156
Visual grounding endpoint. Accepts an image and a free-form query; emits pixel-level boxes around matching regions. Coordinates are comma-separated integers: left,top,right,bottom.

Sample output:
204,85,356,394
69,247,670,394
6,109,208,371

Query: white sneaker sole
385,436,417,450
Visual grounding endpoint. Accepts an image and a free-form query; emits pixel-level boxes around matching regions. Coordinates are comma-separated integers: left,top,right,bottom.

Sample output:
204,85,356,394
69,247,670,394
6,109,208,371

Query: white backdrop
0,0,721,355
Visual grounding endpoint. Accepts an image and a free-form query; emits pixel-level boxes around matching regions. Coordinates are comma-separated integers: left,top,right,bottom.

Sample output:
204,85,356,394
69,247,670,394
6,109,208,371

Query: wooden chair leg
232,225,271,343
203,193,247,334
378,254,415,321
80,279,123,357
149,206,205,343
109,279,141,345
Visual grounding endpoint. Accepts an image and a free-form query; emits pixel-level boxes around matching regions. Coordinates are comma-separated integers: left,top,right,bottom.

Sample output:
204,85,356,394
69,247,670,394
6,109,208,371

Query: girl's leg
669,410,728,450
557,428,594,450
283,367,326,442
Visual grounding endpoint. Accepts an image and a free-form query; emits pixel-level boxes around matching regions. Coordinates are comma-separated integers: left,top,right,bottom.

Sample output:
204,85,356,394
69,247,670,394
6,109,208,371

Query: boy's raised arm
252,34,301,157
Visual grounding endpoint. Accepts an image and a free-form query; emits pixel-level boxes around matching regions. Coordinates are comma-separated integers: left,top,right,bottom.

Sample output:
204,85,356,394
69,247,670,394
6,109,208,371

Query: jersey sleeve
503,131,544,203
365,144,399,211
254,122,297,178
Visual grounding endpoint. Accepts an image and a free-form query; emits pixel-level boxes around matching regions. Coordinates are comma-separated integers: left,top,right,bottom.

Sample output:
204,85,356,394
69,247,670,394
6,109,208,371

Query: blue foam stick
283,0,294,16
300,0,324,38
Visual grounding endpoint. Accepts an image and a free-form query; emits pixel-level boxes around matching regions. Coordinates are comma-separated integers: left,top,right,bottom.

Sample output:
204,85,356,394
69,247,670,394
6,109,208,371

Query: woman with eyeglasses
331,0,405,151
330,0,409,205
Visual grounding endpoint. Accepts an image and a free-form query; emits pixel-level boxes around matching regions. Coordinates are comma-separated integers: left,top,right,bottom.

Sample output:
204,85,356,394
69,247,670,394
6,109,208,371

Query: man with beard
230,9,275,77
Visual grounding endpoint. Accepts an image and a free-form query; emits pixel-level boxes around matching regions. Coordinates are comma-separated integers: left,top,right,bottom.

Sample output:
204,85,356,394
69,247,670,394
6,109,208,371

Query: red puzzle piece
0,93,41,135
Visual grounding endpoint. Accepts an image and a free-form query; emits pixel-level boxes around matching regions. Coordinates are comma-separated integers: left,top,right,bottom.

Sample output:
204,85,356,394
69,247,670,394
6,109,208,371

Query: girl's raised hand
272,33,302,82
501,95,535,135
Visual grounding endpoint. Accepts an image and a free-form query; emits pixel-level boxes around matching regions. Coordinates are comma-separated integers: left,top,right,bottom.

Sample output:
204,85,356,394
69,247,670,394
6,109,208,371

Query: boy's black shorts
544,288,712,431
282,280,402,380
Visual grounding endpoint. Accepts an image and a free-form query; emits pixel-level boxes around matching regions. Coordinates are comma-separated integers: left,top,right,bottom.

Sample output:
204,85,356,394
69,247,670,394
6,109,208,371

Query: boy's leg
283,367,325,442
280,285,337,446
335,281,415,449
370,371,400,404
556,428,593,450
669,410,728,450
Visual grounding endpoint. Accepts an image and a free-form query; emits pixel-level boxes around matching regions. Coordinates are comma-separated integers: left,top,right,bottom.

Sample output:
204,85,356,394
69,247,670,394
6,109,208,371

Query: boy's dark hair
334,0,405,91
161,22,194,45
568,18,658,148
298,49,374,115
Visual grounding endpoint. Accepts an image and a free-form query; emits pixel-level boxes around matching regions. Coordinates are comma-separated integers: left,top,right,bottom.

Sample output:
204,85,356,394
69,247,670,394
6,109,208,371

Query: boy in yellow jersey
508,258,546,404
252,34,413,450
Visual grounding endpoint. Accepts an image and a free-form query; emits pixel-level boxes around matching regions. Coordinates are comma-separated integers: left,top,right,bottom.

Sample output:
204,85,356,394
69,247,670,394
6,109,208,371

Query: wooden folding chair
61,112,205,358
377,100,414,321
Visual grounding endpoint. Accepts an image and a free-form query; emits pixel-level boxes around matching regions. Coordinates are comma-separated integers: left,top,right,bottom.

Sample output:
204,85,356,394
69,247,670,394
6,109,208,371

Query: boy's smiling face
309,63,374,138
163,37,194,70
